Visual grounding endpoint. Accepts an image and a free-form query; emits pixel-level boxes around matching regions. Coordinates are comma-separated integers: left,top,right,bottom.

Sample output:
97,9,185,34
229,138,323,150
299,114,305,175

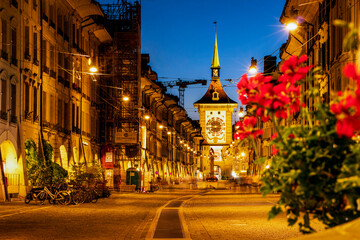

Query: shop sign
101,145,114,169
115,131,137,144
106,152,113,162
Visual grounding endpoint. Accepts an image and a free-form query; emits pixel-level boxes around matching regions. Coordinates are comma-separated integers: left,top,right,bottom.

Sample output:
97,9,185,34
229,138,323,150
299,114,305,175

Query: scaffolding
100,0,141,146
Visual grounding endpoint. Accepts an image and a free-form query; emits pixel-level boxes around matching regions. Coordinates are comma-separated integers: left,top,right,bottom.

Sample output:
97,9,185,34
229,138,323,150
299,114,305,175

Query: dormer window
212,90,219,101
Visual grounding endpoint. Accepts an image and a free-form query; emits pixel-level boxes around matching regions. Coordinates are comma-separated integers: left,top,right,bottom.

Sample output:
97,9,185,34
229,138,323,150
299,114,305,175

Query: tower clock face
205,111,226,143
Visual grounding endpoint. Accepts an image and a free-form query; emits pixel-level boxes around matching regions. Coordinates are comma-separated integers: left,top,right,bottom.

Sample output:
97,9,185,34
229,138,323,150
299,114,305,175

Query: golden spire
211,22,220,69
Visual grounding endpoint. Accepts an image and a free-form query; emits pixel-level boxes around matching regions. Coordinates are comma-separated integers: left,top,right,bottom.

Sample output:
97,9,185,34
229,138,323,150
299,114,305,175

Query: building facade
0,0,111,201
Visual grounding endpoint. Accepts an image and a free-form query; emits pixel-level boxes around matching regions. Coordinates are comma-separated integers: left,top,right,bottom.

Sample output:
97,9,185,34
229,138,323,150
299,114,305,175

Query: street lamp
238,107,245,120
285,20,298,31
248,57,257,75
123,96,130,101
144,115,150,120
89,66,98,73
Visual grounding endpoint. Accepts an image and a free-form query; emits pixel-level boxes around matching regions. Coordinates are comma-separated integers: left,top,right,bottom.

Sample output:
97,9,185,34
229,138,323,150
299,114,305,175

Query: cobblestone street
0,189,326,240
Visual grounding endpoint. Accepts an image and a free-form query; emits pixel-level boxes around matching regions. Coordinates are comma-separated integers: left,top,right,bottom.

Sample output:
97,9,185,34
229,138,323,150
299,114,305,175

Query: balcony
64,80,70,88
0,111,7,121
24,52,31,61
50,70,56,79
42,14,48,22
64,128,71,135
50,20,55,29
43,66,49,74
72,126,81,134
1,50,8,61
33,114,39,123
73,43,79,50
10,115,17,124
11,0,18,9
57,28,63,37
43,121,50,128
58,76,64,84
33,58,39,66
11,58,18,67
72,82,79,90
24,110,33,121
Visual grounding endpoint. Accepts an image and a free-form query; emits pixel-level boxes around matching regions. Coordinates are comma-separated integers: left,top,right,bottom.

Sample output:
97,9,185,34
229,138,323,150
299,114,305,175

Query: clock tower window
212,90,219,101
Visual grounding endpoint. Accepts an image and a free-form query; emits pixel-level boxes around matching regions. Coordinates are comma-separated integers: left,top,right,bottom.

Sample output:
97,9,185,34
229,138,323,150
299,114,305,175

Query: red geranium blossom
270,133,279,155
331,63,360,138
234,116,263,140
237,55,310,121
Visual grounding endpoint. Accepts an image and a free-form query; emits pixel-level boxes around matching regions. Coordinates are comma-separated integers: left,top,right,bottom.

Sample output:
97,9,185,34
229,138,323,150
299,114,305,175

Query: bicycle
41,186,71,205
149,183,160,192
24,187,47,204
82,187,98,203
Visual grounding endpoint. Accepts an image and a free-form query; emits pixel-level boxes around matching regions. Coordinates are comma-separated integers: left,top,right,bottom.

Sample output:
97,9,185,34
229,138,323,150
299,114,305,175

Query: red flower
288,134,296,139
271,133,278,140
270,133,279,155
331,94,360,138
280,55,311,84
237,55,310,121
272,145,279,155
331,63,360,138
234,116,263,140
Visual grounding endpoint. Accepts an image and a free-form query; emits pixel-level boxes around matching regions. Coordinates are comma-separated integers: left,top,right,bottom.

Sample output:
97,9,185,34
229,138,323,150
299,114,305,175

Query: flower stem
251,137,259,157
272,116,287,146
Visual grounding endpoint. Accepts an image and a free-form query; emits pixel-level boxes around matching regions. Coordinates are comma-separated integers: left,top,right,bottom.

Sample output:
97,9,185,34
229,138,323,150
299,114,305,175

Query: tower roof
194,80,237,104
211,27,220,69
194,25,237,105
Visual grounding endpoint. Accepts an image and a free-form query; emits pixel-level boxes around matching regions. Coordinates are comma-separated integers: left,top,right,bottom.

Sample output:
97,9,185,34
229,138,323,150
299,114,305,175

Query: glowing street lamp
248,57,257,75
238,107,245,119
285,21,298,31
241,152,245,157
144,115,150,120
123,96,129,101
159,125,164,129
89,66,98,73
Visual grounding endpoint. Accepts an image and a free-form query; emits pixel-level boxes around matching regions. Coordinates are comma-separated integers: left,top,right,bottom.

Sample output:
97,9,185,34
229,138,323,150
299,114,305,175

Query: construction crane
159,79,207,108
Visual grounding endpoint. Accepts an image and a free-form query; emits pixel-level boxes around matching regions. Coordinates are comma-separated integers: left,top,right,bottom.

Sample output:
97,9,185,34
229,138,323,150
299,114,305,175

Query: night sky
98,0,288,120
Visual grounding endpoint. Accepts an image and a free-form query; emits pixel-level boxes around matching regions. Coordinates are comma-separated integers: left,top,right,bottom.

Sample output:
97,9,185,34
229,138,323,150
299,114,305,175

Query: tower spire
211,22,220,69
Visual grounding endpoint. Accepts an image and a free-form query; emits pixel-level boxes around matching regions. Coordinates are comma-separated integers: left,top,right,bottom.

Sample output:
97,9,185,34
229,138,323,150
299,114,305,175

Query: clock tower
194,25,238,180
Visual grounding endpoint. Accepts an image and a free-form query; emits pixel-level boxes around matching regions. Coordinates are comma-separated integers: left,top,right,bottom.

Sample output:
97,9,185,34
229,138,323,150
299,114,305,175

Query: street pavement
183,190,325,240
0,188,326,240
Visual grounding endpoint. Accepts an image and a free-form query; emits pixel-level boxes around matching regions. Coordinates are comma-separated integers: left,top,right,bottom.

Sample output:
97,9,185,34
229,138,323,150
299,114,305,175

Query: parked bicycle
149,183,160,192
41,185,71,205
24,187,47,204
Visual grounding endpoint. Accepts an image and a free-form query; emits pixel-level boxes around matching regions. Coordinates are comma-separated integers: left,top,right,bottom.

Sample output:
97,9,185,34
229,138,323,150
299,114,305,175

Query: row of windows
22,83,96,136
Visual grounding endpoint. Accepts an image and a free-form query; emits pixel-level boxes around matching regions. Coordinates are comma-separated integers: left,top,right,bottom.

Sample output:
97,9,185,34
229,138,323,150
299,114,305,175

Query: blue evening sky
98,0,289,120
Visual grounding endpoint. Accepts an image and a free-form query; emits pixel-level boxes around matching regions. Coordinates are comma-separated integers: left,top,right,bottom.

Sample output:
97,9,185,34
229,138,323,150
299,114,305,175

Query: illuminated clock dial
206,117,225,136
